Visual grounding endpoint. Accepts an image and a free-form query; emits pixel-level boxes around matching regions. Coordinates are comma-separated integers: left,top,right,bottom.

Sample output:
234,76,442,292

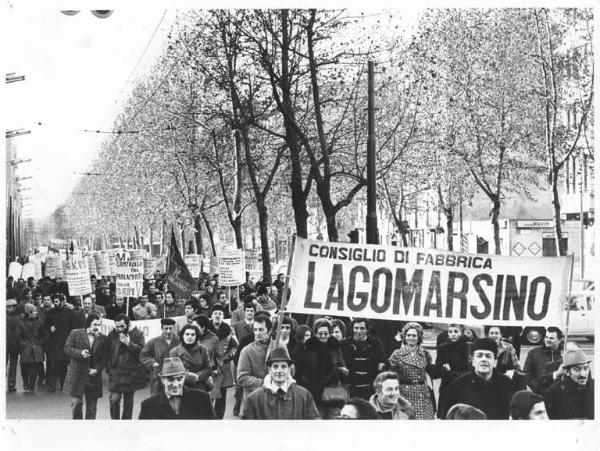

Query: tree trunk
257,199,272,282
551,168,566,256
445,210,454,251
179,225,186,257
232,215,243,249
200,212,217,256
149,226,154,257
491,198,501,255
194,214,205,257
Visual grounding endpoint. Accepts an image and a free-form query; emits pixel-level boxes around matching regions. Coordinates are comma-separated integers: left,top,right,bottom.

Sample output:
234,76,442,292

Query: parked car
521,279,595,345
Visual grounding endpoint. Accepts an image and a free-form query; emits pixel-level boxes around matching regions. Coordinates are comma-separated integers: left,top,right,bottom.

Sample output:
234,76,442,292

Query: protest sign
286,237,573,327
156,256,167,273
21,262,35,280
95,253,111,277
87,256,98,278
8,262,23,279
115,259,144,297
64,259,92,296
218,250,245,286
31,257,43,280
45,255,64,278
108,254,118,275
209,256,219,274
99,316,186,340
143,258,157,278
184,254,201,278
130,249,145,260
245,249,258,271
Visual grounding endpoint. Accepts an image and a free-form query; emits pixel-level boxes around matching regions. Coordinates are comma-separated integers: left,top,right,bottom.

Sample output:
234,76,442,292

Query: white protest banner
87,257,98,278
45,255,64,278
184,254,201,278
156,256,167,273
21,262,35,280
100,316,187,340
130,249,145,260
95,253,111,276
143,258,157,278
49,238,67,248
115,259,144,297
59,249,67,261
218,250,245,286
72,249,83,260
286,237,573,327
31,257,43,280
8,262,23,279
109,254,118,275
245,249,258,271
209,256,219,274
65,259,93,296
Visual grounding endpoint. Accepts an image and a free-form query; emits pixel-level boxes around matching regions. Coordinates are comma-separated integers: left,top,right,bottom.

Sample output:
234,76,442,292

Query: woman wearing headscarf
388,322,436,419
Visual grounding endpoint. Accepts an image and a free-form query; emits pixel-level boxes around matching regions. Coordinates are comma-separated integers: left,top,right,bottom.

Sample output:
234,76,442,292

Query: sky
5,7,173,219
4,6,429,222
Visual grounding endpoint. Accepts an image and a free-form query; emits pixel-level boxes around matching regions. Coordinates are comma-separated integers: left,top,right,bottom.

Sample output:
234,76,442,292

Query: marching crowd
6,270,594,420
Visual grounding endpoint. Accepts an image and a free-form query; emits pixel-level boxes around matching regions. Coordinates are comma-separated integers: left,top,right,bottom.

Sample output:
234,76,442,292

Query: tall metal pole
366,61,379,245
580,179,585,278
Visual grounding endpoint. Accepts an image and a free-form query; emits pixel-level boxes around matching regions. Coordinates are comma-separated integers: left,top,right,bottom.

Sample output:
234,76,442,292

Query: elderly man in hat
242,346,320,420
139,357,216,419
440,337,516,419
544,345,594,419
140,318,181,395
509,390,548,420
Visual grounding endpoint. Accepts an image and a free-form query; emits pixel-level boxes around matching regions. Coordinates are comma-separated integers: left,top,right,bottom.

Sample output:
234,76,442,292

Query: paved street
6,329,593,420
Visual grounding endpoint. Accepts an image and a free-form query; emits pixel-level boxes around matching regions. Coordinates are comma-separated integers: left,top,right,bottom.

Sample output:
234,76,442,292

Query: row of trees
47,8,592,278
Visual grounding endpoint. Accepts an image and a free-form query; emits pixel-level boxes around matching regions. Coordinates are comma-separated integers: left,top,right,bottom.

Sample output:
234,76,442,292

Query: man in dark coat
139,357,216,419
523,326,564,394
440,338,516,419
106,314,146,419
242,347,320,420
44,293,75,392
16,303,47,392
341,318,386,400
544,346,594,419
6,299,22,392
63,314,108,419
140,318,180,395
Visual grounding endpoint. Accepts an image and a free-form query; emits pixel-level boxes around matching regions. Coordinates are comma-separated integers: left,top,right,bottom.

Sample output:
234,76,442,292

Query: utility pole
366,61,379,245
580,177,585,278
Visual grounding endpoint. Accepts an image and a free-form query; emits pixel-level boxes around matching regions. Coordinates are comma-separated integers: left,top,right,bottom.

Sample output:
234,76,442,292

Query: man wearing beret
544,345,594,419
140,318,180,395
440,337,516,419
138,357,216,419
242,346,320,420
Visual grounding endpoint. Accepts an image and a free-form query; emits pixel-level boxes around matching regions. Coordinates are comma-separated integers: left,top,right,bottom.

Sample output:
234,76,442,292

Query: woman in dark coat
294,319,348,419
434,324,471,418
16,303,47,392
169,324,214,392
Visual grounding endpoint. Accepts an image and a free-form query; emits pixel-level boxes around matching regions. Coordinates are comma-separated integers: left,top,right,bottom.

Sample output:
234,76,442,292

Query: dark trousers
109,391,135,419
20,362,38,390
72,393,99,419
6,351,19,390
47,360,68,390
213,387,228,419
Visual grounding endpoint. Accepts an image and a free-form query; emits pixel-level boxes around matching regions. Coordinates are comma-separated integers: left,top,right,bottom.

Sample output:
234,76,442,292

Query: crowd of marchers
6,271,594,420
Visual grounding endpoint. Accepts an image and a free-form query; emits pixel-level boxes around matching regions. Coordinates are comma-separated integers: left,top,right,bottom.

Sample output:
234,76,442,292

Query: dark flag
167,230,196,299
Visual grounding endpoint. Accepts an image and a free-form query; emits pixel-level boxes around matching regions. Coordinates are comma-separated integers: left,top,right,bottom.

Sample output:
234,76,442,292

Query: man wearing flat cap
242,346,320,420
140,318,180,395
440,337,516,419
544,345,594,419
139,357,216,419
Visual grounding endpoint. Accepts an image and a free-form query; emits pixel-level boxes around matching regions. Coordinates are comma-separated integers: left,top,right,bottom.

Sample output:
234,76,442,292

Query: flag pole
274,235,296,348
562,253,576,352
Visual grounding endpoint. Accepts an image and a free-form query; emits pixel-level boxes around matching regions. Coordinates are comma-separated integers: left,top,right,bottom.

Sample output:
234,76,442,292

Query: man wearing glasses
139,357,216,419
